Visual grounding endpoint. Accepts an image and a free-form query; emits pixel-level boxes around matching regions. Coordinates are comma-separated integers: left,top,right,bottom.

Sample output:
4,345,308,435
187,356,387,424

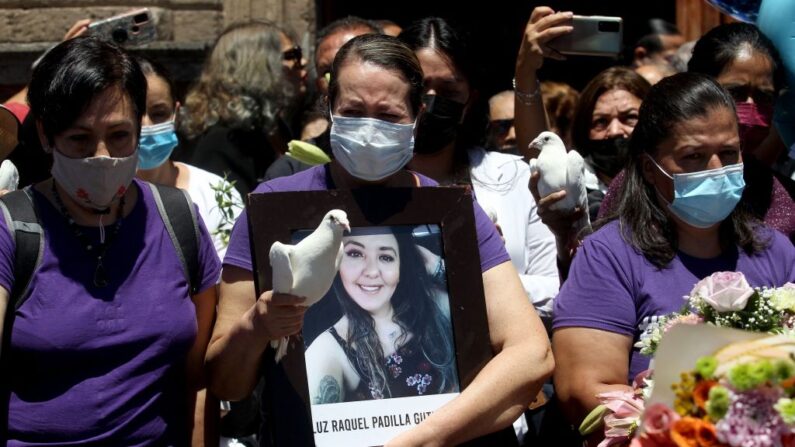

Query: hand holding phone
548,15,623,57
87,8,157,47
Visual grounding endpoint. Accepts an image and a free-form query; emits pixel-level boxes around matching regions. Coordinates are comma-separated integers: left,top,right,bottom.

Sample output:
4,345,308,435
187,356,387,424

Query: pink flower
691,271,755,312
641,403,679,444
597,390,645,447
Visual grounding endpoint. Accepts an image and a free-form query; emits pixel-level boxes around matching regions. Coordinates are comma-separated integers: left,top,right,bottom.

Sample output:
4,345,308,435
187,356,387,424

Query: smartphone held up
87,8,157,47
548,15,623,57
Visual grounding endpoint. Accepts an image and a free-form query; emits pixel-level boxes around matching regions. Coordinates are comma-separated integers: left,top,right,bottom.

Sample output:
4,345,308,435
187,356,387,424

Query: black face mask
414,94,466,155
585,136,630,179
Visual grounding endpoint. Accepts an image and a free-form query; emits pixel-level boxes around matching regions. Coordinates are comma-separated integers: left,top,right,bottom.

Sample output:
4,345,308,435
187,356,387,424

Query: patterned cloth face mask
51,149,139,211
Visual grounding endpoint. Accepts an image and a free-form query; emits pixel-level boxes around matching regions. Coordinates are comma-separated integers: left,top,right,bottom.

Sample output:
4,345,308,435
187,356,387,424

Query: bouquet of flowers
581,272,795,446
636,272,795,356
633,334,795,447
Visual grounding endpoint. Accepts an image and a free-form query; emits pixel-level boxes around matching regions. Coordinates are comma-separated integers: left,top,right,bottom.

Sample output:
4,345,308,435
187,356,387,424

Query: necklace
51,181,125,288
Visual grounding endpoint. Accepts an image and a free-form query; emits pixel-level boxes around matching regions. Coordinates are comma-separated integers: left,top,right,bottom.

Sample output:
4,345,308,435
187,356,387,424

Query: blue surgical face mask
138,120,178,170
330,114,415,182
646,155,746,229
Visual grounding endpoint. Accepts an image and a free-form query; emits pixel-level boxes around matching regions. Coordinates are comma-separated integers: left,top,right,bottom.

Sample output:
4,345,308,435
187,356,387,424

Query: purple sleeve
222,208,254,272
195,203,222,293
473,200,511,273
552,234,636,336
0,215,14,294
224,184,509,275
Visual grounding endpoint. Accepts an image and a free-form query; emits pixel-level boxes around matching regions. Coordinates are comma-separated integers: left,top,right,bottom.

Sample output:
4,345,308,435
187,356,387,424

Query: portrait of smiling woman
304,226,458,404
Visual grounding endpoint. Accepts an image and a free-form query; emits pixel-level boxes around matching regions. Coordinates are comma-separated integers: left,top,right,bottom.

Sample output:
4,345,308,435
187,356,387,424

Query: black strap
148,183,201,295
0,187,43,311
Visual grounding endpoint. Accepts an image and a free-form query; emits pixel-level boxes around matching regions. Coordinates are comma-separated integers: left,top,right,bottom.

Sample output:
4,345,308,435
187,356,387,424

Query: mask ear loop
643,153,676,208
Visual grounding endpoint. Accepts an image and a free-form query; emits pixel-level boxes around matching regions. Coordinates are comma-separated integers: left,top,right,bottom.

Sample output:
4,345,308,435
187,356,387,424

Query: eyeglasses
282,45,303,63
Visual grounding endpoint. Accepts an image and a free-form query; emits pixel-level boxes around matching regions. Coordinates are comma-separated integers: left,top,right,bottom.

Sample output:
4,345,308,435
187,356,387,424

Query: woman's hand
64,18,91,41
529,171,584,281
515,7,572,160
529,172,583,251
206,265,306,401
516,7,572,82
252,290,306,340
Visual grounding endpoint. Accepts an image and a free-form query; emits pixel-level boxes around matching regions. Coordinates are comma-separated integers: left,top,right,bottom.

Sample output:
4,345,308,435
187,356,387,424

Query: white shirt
181,163,244,259
468,148,559,323
583,158,609,194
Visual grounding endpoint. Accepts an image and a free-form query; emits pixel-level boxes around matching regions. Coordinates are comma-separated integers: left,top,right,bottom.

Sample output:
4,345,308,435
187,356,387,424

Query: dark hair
600,72,768,267
329,34,424,118
634,19,680,58
571,67,652,154
398,17,487,181
27,36,147,145
334,228,457,398
688,23,784,93
134,55,176,106
316,16,383,50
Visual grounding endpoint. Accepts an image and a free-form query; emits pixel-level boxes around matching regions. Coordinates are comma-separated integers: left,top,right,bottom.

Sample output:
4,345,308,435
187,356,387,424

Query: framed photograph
248,187,516,447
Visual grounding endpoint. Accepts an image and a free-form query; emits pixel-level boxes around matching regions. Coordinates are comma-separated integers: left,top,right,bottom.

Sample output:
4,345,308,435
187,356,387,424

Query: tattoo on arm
314,375,342,404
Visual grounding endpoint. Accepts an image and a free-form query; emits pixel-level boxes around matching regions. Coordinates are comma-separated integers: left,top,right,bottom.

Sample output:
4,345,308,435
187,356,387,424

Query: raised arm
387,261,554,446
515,7,573,159
205,265,306,400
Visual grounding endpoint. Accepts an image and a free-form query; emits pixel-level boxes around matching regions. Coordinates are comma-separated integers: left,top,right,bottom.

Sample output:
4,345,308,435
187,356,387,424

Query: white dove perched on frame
528,131,590,233
269,209,350,362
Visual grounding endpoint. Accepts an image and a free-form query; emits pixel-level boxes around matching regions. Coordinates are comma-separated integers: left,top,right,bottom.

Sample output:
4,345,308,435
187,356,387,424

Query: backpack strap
148,183,201,295
0,186,43,311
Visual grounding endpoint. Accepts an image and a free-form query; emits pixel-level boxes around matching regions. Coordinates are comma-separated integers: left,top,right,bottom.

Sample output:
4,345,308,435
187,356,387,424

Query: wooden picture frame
247,186,517,446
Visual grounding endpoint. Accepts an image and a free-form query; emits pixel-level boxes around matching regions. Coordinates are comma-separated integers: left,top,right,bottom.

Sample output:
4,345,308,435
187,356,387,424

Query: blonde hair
180,21,296,139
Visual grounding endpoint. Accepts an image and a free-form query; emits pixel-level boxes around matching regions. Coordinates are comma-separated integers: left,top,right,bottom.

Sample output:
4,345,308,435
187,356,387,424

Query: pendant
93,257,109,288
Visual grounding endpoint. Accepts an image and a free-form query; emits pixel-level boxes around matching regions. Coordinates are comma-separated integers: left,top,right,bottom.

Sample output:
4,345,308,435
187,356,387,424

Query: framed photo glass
247,187,515,446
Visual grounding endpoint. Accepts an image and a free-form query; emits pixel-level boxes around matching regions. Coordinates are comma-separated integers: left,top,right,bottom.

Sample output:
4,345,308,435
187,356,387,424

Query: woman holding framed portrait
305,226,458,404
206,33,553,446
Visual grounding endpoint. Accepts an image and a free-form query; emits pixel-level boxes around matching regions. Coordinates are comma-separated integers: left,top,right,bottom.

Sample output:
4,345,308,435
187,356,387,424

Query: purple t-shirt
224,165,509,274
2,179,220,446
553,220,795,382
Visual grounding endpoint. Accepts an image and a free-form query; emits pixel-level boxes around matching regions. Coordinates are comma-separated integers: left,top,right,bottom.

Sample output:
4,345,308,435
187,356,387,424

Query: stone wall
0,0,315,97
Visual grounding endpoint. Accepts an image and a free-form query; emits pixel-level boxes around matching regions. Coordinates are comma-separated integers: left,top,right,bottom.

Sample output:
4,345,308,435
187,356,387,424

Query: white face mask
329,114,415,182
51,149,139,211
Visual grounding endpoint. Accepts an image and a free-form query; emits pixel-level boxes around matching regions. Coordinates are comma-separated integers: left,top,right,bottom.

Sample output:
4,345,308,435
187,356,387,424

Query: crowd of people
0,4,793,447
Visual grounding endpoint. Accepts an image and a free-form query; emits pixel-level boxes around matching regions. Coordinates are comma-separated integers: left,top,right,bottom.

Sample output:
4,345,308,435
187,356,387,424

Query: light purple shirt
553,220,795,381
2,179,221,446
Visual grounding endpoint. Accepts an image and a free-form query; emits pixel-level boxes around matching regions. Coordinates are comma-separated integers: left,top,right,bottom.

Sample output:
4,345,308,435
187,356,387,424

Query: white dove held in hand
269,209,350,362
528,131,588,214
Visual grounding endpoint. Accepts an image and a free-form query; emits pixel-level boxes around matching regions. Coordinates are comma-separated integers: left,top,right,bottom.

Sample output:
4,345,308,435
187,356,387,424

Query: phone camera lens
598,21,620,33
112,28,129,43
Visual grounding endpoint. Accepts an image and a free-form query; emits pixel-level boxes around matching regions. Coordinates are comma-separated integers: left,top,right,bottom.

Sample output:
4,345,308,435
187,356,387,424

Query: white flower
691,272,755,313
